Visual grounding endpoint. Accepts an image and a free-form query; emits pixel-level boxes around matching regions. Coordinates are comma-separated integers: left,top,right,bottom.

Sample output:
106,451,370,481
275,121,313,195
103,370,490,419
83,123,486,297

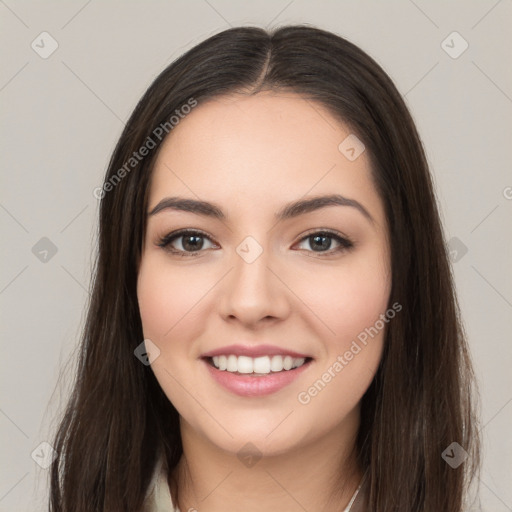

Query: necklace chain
173,466,368,511
344,468,368,512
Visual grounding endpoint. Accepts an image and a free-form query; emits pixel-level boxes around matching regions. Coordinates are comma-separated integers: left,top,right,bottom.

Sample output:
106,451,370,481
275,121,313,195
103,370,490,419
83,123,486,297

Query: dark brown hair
49,25,480,511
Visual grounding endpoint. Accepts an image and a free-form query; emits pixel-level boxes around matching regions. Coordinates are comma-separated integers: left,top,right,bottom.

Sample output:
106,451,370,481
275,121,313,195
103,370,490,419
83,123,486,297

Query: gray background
1,1,511,510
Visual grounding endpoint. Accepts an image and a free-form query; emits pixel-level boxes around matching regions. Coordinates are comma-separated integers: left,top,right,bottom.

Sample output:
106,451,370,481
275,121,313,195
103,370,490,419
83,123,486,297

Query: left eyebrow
148,194,374,225
275,194,374,224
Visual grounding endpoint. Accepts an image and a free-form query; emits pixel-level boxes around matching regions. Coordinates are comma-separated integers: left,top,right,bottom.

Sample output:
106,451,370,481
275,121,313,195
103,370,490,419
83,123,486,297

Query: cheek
137,257,208,340
293,249,391,352
137,269,173,339
293,269,390,416
137,257,210,409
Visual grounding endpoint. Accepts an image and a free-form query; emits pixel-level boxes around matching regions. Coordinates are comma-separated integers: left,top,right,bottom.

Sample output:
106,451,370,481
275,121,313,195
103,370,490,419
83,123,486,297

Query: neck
169,409,363,511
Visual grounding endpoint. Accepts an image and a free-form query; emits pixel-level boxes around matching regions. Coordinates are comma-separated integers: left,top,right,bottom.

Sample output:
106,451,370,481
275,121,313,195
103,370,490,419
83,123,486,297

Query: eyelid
156,229,218,256
293,228,354,253
298,227,350,240
156,228,354,257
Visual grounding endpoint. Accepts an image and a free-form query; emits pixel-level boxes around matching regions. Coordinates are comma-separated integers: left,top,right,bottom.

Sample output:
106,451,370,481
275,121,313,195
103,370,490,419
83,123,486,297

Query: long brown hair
49,25,480,511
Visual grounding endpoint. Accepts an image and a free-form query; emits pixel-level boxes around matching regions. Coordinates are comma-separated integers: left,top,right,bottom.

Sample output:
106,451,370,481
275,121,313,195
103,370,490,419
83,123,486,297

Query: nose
218,244,291,327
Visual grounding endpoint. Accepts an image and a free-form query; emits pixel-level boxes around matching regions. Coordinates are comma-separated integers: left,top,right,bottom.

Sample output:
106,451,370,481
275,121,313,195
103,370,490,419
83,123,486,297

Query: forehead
148,92,384,226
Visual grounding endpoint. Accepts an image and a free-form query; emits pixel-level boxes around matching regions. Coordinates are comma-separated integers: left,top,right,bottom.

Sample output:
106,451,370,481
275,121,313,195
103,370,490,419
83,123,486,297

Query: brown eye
157,230,216,256
296,230,354,255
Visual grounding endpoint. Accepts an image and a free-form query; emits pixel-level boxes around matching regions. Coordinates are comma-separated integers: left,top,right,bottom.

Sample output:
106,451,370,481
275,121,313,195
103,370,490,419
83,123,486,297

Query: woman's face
137,92,391,457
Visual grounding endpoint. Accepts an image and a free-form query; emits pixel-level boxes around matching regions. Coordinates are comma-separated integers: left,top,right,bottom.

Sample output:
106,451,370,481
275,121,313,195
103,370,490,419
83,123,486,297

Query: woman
49,25,480,511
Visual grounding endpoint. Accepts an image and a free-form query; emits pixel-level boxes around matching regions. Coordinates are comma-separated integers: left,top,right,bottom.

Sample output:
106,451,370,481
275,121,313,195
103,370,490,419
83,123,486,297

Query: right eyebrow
149,197,225,219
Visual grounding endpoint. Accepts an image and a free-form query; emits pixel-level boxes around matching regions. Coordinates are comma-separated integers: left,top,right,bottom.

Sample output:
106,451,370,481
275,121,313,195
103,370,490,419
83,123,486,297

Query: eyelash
156,229,354,258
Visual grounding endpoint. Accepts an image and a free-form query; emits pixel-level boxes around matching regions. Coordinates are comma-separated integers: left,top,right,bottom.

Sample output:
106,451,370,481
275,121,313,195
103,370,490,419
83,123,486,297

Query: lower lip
202,358,312,397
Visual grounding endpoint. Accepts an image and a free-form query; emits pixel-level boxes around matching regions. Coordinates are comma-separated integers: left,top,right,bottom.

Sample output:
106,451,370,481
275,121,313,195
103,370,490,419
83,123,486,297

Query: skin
137,91,391,511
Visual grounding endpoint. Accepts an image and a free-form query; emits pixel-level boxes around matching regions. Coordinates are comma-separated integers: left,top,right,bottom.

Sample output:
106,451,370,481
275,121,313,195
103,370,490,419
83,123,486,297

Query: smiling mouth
203,355,314,376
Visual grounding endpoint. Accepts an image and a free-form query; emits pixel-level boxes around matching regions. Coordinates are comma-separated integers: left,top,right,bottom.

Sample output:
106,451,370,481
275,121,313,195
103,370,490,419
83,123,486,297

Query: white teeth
237,356,253,374
210,354,308,374
227,355,237,372
270,355,283,372
218,355,227,370
253,356,270,374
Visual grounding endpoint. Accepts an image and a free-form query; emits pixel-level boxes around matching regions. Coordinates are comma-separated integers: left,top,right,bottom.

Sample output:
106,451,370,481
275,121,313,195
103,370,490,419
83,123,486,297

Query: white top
142,453,179,512
142,453,366,511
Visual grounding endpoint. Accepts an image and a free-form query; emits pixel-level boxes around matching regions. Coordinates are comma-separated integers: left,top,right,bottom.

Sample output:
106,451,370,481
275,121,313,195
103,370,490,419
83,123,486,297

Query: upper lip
201,344,312,359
